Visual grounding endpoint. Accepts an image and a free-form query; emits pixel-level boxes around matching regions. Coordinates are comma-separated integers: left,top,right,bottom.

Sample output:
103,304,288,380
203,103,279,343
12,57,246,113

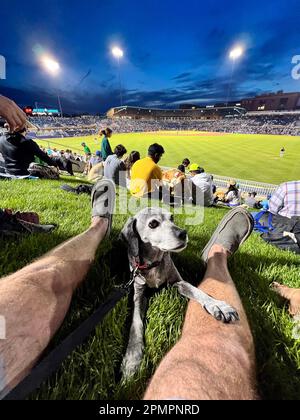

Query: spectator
124,150,141,190
104,144,127,187
0,95,27,132
130,143,164,198
189,164,214,207
269,181,300,219
101,128,113,161
81,142,91,159
245,192,258,208
0,127,74,176
254,182,300,254
260,194,271,211
178,158,190,173
224,180,241,207
124,151,140,180
90,151,103,167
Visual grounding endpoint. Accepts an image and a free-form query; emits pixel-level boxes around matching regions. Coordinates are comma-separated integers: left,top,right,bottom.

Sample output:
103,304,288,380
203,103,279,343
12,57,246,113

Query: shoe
91,179,116,238
201,207,254,263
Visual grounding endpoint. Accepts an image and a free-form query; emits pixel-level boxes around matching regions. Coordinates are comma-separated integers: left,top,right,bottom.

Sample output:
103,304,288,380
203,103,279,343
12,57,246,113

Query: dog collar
133,259,161,271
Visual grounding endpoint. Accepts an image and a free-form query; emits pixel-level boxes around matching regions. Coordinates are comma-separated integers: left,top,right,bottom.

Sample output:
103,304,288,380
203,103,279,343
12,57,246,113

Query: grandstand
106,105,247,119
24,108,300,138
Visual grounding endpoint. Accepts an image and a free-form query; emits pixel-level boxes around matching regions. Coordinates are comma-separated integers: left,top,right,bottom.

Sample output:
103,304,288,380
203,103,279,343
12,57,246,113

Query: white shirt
191,173,214,206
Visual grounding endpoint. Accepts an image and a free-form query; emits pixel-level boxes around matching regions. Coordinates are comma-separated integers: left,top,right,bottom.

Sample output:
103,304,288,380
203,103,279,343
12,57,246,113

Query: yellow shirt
130,157,163,197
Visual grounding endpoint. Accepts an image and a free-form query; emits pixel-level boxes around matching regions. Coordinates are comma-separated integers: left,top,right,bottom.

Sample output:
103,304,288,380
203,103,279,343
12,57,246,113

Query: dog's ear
120,217,140,257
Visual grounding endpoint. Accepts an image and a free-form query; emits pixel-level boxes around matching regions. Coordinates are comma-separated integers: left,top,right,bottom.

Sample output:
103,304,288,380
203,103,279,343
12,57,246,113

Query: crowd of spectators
24,112,300,138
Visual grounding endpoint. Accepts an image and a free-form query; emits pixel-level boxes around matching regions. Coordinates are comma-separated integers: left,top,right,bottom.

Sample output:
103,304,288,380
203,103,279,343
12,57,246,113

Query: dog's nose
178,230,187,241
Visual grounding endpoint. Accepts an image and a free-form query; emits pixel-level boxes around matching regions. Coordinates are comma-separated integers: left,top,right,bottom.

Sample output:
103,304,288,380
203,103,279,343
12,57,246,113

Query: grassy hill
1,173,300,400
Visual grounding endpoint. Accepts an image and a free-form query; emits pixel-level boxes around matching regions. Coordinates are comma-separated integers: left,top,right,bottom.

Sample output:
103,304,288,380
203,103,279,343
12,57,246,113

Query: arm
269,185,285,215
0,95,27,132
28,140,56,166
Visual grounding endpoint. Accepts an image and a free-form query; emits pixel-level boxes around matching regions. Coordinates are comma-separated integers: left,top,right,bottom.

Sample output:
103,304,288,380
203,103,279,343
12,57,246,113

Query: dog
120,207,239,379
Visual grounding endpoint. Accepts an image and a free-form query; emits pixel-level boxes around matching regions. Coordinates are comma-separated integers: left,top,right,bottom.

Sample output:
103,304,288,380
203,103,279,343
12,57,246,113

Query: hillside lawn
1,131,300,400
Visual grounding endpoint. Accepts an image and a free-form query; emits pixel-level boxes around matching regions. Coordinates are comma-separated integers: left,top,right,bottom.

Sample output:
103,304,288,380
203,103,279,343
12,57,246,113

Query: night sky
1,0,300,113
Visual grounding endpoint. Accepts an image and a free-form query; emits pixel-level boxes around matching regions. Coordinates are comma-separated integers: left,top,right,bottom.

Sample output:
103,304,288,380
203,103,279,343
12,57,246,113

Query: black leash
3,286,129,400
2,259,161,400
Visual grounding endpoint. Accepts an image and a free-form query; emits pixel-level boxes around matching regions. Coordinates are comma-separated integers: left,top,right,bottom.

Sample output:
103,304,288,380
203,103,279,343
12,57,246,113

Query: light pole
226,46,244,107
111,46,124,106
40,55,63,117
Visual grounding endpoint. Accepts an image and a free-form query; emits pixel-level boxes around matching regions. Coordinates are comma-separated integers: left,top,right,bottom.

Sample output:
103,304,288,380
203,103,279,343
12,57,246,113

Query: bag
255,211,300,254
253,210,274,234
28,163,59,180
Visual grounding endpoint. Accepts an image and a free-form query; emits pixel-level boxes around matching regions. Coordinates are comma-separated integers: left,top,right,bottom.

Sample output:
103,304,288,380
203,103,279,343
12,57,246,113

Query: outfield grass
38,131,300,185
1,132,300,400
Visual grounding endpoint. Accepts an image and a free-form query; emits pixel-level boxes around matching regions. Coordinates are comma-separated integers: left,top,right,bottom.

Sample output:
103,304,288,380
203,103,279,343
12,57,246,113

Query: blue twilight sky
0,0,300,113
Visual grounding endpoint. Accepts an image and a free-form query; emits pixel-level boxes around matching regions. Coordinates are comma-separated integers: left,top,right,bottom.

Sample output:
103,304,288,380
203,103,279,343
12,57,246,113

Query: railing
211,174,278,196
162,166,278,197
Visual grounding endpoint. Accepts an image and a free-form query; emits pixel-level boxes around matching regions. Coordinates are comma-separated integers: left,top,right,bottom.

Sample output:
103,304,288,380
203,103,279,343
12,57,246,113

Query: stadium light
40,55,60,76
40,54,63,117
111,46,124,106
229,46,244,60
226,45,245,106
112,46,124,59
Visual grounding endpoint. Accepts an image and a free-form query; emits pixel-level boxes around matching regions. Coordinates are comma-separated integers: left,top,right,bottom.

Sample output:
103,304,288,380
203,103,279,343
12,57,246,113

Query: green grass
1,131,300,400
38,131,300,185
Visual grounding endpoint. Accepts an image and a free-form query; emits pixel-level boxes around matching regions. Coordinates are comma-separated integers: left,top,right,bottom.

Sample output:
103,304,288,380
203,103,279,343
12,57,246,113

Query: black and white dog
120,207,239,378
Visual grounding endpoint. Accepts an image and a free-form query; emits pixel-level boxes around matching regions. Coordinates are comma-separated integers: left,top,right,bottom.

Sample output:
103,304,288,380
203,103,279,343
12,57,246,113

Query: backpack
253,211,274,234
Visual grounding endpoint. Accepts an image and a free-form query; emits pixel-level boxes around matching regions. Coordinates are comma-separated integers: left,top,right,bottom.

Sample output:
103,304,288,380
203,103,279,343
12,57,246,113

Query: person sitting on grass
101,128,113,161
223,180,241,207
189,164,214,207
88,151,103,171
178,158,190,174
245,192,259,209
254,181,300,254
0,126,74,177
124,151,141,188
104,144,127,187
130,143,164,198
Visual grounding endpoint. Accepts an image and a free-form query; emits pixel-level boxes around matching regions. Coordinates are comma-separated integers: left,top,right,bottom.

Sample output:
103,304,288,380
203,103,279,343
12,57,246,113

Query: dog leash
3,261,162,400
2,284,131,401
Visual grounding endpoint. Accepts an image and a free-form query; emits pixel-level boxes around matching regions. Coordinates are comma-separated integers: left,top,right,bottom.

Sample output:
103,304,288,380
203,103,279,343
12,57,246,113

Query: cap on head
190,163,201,172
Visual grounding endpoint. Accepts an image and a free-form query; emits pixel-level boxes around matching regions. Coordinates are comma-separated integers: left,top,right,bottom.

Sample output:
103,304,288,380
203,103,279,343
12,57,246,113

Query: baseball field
1,131,300,400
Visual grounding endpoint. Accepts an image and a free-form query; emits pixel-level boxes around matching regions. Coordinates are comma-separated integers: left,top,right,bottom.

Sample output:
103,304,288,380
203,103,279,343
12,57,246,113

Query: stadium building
241,91,300,112
106,105,246,120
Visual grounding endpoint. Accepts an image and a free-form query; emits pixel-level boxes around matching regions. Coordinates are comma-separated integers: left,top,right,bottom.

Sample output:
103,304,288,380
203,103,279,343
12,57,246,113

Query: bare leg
271,282,300,317
144,245,257,400
0,217,107,397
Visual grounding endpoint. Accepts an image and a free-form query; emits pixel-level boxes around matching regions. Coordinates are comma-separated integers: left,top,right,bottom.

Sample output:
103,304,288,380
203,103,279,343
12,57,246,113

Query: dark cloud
172,72,193,83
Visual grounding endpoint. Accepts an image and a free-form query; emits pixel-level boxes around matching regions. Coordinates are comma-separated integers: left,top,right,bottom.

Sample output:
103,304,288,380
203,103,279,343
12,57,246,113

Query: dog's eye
149,220,160,229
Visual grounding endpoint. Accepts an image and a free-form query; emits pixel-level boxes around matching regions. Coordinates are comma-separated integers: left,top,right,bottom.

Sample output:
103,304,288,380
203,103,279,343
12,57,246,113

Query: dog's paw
204,300,239,324
121,348,143,380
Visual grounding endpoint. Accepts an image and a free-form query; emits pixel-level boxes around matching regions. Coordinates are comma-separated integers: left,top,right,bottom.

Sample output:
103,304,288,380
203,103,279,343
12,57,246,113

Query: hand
0,95,27,132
